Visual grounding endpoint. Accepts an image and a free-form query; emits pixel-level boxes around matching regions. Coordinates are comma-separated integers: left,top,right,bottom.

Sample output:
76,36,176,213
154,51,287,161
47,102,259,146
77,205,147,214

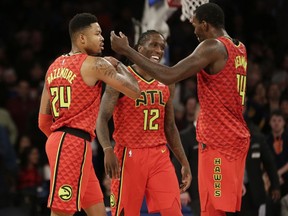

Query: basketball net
133,0,178,65
168,0,209,21
138,0,178,40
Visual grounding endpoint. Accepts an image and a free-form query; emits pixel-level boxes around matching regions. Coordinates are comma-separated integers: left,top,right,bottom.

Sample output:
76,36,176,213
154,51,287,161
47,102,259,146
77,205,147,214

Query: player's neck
211,28,227,39
133,65,153,81
70,45,84,55
69,50,82,55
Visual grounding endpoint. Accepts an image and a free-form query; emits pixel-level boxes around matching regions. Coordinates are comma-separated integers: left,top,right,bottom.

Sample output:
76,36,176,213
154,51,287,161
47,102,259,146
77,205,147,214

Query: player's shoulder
198,39,226,58
200,38,224,52
83,56,113,71
85,55,106,64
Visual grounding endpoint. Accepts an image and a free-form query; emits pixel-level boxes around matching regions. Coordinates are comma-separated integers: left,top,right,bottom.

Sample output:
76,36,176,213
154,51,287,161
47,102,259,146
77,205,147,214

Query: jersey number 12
143,109,159,130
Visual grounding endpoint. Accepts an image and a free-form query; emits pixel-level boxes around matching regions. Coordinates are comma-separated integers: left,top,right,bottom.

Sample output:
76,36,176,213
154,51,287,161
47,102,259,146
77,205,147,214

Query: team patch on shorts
58,184,73,201
110,193,116,208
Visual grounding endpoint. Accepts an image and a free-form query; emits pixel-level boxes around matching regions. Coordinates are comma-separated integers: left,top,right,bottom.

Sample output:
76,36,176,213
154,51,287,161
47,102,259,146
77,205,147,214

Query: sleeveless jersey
46,53,102,139
112,66,170,148
196,36,250,160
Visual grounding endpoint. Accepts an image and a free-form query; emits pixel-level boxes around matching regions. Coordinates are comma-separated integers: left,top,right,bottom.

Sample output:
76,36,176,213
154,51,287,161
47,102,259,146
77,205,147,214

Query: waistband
56,127,91,141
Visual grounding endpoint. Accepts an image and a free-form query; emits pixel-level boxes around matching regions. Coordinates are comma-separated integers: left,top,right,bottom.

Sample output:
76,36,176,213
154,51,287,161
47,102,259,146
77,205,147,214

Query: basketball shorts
110,144,181,216
45,129,103,214
198,143,248,215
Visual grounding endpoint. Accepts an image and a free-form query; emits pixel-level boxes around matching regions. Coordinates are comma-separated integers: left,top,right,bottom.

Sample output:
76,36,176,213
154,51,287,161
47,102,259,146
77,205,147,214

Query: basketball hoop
167,0,209,21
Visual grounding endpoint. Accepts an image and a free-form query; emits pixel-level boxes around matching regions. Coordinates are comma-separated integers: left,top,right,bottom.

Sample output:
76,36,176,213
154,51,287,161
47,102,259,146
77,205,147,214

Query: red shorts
45,131,103,214
198,143,248,215
110,144,181,216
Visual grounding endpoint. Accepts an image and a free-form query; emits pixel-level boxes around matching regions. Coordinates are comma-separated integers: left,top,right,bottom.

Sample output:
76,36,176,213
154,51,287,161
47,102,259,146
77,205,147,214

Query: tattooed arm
82,56,140,99
165,84,192,192
96,85,121,179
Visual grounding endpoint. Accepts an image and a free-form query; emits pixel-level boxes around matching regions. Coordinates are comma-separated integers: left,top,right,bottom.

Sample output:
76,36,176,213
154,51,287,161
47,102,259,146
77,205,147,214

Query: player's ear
137,45,143,53
79,33,86,44
201,20,208,31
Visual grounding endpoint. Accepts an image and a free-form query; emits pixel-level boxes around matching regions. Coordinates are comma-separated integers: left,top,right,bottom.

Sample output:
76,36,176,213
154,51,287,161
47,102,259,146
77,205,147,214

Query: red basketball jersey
112,66,170,148
196,37,250,160
46,54,102,139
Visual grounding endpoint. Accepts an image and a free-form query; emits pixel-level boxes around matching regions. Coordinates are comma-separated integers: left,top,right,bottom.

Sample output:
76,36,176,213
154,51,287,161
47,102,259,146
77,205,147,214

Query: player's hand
110,31,129,55
180,164,192,193
104,56,119,68
180,192,191,206
104,148,120,179
271,189,281,202
242,184,246,196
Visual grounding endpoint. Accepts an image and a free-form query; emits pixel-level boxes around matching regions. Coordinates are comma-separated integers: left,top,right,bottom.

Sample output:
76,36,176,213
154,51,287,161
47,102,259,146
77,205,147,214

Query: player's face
138,34,166,63
83,22,104,56
191,15,206,42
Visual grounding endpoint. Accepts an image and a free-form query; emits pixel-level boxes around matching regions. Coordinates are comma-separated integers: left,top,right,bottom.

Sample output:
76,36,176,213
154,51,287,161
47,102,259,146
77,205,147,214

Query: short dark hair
270,109,285,122
195,3,225,28
69,13,98,39
134,30,165,50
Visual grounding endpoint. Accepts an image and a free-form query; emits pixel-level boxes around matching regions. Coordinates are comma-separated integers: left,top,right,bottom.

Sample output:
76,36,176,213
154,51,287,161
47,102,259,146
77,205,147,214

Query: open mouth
151,55,160,62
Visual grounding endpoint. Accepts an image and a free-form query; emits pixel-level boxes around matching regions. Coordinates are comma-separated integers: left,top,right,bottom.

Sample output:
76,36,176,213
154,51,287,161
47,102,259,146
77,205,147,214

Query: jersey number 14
236,74,246,105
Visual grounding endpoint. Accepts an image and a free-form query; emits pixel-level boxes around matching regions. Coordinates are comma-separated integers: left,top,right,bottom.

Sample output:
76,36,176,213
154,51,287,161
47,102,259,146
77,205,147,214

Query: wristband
103,146,113,152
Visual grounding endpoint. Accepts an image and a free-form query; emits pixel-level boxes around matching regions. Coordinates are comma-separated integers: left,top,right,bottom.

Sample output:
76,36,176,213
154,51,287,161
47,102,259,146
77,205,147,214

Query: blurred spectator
246,81,268,131
28,62,45,89
5,80,39,137
0,125,18,209
267,83,281,113
279,94,288,128
174,102,186,131
240,124,281,216
16,146,45,216
172,103,200,216
261,83,282,134
246,62,263,97
0,107,18,146
266,110,288,198
183,94,198,126
15,135,32,161
180,78,197,104
2,68,18,98
272,70,288,92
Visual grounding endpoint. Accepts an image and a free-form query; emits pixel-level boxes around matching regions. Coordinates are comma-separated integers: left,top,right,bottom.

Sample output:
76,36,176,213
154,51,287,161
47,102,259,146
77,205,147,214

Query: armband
38,113,53,137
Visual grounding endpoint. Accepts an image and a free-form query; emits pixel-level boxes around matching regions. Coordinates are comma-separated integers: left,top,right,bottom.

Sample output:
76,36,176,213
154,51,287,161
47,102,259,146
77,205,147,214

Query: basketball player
38,13,140,216
110,3,250,216
96,30,191,216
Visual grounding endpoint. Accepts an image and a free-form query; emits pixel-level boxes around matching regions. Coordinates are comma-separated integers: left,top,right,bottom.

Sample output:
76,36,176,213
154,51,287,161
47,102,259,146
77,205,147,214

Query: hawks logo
58,185,72,201
110,193,116,208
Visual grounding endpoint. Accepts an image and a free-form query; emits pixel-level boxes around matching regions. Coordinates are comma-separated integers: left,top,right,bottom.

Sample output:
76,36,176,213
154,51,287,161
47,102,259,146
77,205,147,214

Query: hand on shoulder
104,56,120,68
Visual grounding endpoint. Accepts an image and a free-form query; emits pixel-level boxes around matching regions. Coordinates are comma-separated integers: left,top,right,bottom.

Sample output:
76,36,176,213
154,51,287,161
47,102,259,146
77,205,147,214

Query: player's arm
110,31,220,85
38,82,53,137
91,56,140,99
96,85,120,179
164,84,192,192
